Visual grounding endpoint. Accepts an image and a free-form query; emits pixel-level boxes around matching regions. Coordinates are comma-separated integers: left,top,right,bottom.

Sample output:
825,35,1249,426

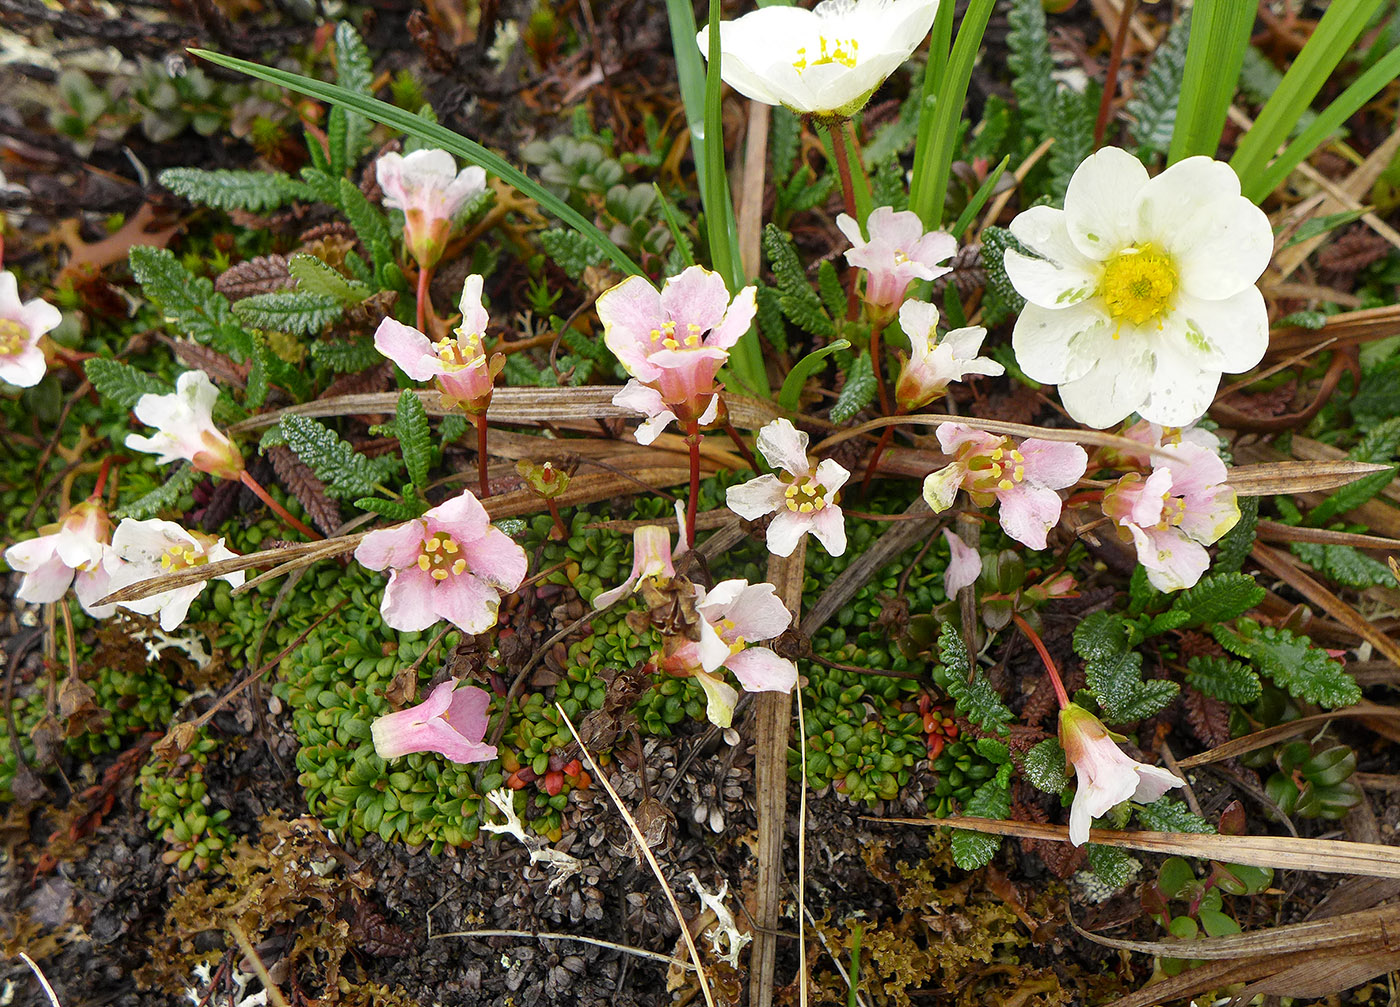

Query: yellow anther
0,318,27,355
1100,243,1177,327
418,532,467,580
997,478,1014,491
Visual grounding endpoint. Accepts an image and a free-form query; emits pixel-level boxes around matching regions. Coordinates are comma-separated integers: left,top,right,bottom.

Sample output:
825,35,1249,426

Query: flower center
892,249,910,265
793,35,859,72
417,532,469,581
160,543,208,571
1099,244,1177,330
648,319,703,352
968,444,1025,493
434,332,485,372
0,318,28,356
717,617,746,655
1155,492,1187,530
784,479,827,514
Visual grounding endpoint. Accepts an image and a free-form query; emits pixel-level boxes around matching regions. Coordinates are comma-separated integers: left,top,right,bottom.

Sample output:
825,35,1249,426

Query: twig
19,953,62,1007
429,927,694,970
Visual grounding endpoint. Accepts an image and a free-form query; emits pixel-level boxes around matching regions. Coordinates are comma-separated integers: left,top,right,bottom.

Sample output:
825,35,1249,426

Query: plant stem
860,418,899,499
685,420,701,549
416,263,434,334
1013,612,1069,710
239,470,322,540
722,420,760,474
545,499,567,540
1093,0,1138,148
476,415,491,498
91,456,116,501
868,317,892,416
828,118,860,224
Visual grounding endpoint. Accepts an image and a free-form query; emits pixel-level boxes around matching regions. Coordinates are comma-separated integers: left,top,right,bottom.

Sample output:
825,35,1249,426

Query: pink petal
444,684,492,741
356,519,427,571
0,346,46,387
941,528,982,595
380,567,441,632
707,580,792,642
659,266,731,333
705,285,758,350
995,483,1065,550
15,553,74,604
375,319,443,381
432,572,505,634
1131,764,1183,804
813,458,850,496
724,647,797,694
458,526,527,592
74,564,116,618
599,276,664,381
425,489,491,544
936,422,1000,456
1020,439,1088,491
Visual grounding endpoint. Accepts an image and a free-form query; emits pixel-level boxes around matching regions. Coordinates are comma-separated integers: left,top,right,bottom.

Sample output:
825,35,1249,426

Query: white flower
3,500,116,616
696,0,940,118
376,149,487,268
1060,703,1182,846
125,370,244,479
941,528,982,596
1003,147,1273,429
725,419,848,557
894,301,1004,411
104,519,244,631
0,269,61,388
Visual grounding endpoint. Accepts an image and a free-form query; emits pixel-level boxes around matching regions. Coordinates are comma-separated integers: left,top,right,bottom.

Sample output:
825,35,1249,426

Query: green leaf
1212,495,1259,574
287,253,371,306
762,224,834,339
337,178,395,284
309,337,380,373
1125,10,1192,154
829,351,876,424
951,772,1011,870
978,227,1027,326
1166,572,1266,630
1086,844,1139,891
1289,541,1398,589
754,285,787,353
129,246,250,356
1307,417,1400,524
1072,610,1128,662
245,331,271,409
1185,655,1262,704
934,622,1012,735
280,414,386,501
1212,618,1361,708
1005,0,1057,137
158,167,312,212
1135,797,1215,834
333,21,374,169
1075,612,1179,722
1021,738,1067,793
1047,85,1100,201
83,359,172,409
540,228,607,280
816,259,846,320
777,339,850,413
395,389,432,489
117,464,202,519
1169,0,1256,164
233,291,343,335
354,496,424,521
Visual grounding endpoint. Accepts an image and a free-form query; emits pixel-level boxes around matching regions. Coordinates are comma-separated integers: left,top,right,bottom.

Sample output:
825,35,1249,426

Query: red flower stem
860,419,899,499
828,120,864,322
868,317,892,416
1013,612,1069,710
723,420,760,474
476,414,491,498
90,456,116,500
1093,0,1138,148
416,263,434,334
545,498,567,540
685,421,701,550
239,469,322,540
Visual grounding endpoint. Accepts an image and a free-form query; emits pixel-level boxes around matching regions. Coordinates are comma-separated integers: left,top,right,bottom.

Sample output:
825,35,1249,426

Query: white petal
1063,147,1150,258
764,510,809,558
1056,349,1154,429
726,475,787,520
1173,287,1269,374
1010,300,1115,385
755,419,811,478
809,505,846,556
1137,340,1220,427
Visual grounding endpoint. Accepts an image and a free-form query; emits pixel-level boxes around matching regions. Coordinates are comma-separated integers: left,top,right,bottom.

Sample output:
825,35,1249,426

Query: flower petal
1055,348,1154,429
1010,300,1116,386
1020,439,1089,491
755,418,811,478
355,520,427,571
995,483,1065,551
660,266,732,333
1173,286,1269,374
459,526,528,592
1062,146,1150,257
726,474,787,520
725,647,797,694
808,504,847,557
374,318,443,380
764,510,809,558
941,528,982,595
379,567,442,632
425,489,492,544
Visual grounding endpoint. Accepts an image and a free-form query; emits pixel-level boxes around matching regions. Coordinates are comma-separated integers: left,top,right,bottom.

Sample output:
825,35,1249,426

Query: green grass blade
652,184,695,268
907,0,956,221
909,0,996,226
190,49,642,277
1168,0,1256,163
950,154,1010,241
1230,0,1382,182
778,339,850,413
1247,43,1400,202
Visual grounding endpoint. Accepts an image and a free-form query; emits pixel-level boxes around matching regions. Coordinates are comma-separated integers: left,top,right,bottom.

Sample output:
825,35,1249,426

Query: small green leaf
1212,619,1360,708
1086,844,1138,891
395,389,432,489
233,291,343,335
1135,797,1215,834
83,359,172,409
281,414,386,501
117,464,202,519
829,351,876,424
1185,655,1261,704
158,167,312,212
1021,738,1067,793
777,339,850,413
935,622,1013,735
1166,572,1266,630
288,253,372,305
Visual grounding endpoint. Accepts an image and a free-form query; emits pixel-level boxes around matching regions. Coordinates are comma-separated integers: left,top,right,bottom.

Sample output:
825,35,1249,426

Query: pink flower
594,524,679,608
0,269,60,388
376,149,487,269
1101,440,1240,591
104,518,244,631
375,275,504,413
125,370,244,480
1102,419,1222,471
941,528,982,596
894,301,1004,411
599,266,756,436
613,381,721,445
370,678,496,764
355,489,527,634
922,423,1087,550
837,207,956,314
661,579,798,728
1060,703,1181,845
4,500,116,616
725,419,849,557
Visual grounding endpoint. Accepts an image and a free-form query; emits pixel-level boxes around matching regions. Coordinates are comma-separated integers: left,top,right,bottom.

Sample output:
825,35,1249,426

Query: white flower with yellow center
725,419,848,557
1003,147,1273,429
696,0,940,118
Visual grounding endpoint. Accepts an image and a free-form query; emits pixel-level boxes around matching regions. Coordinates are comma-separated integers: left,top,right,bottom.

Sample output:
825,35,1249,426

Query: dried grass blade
1226,460,1393,496
1177,704,1400,768
1257,520,1400,550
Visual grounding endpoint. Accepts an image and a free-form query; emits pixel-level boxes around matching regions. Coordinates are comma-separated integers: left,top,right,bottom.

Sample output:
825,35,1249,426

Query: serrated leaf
129,246,250,356
1289,541,1398,588
1086,843,1139,890
395,389,432,489
975,737,1011,764
816,259,846,319
1185,655,1262,704
1125,11,1192,154
1308,416,1400,525
1213,618,1361,708
338,177,394,282
829,351,876,424
309,338,381,373
280,414,386,501
935,622,1013,735
1135,797,1215,834
233,291,343,335
1077,611,1178,722
1141,609,1193,637
1006,0,1057,137
116,464,201,519
354,496,424,521
1167,572,1266,630
1073,611,1128,662
1047,85,1099,201
763,224,834,338
158,167,312,212
979,227,1027,326
288,253,371,306
1212,495,1258,574
245,331,271,409
952,774,1011,870
333,21,374,169
754,285,788,353
83,359,172,409
541,228,607,280
1021,738,1067,793
950,828,1001,871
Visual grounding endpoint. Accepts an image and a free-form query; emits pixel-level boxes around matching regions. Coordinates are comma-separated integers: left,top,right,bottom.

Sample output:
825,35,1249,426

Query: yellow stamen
1100,244,1177,332
0,318,27,356
418,531,469,581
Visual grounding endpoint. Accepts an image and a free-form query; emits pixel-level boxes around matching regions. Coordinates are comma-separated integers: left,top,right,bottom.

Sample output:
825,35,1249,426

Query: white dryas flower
1003,147,1273,429
696,0,940,118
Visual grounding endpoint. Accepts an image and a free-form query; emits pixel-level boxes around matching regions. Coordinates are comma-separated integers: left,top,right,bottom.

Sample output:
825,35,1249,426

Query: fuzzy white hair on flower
1003,147,1273,429
697,0,941,118
725,418,849,557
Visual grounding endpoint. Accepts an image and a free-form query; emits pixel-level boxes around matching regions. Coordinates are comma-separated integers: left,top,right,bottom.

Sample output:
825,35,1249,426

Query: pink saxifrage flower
837,207,956,315
1101,440,1240,592
894,300,1004,412
661,579,799,728
0,269,60,388
125,370,244,480
104,518,244,631
725,419,849,557
355,489,527,634
1060,703,1182,845
1100,418,1222,471
371,678,496,764
376,149,487,269
375,275,504,413
594,523,681,609
3,499,116,616
600,266,756,441
922,423,1087,550
941,528,982,596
